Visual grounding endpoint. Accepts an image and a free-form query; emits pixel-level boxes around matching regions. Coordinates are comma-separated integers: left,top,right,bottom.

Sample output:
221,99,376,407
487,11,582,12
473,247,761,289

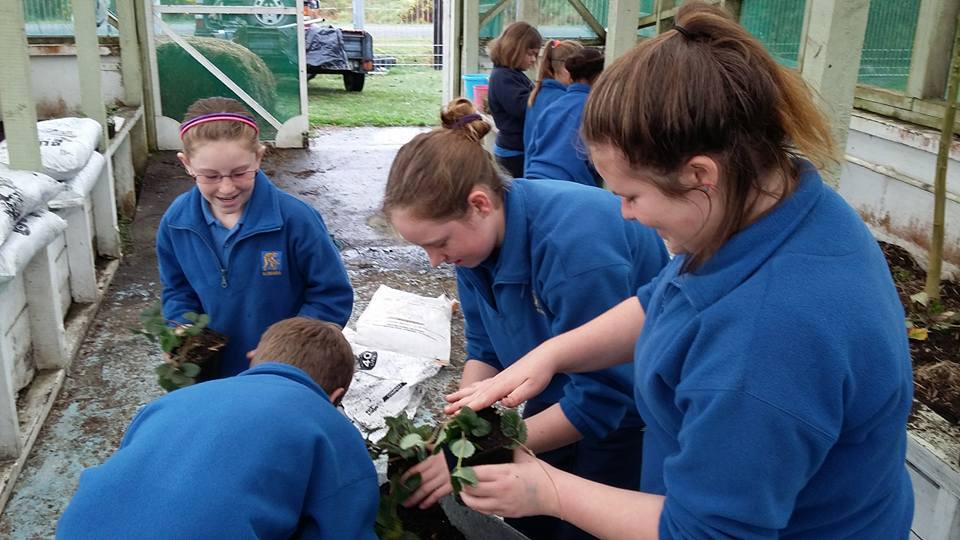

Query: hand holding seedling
445,348,558,414
460,448,564,520
401,453,452,509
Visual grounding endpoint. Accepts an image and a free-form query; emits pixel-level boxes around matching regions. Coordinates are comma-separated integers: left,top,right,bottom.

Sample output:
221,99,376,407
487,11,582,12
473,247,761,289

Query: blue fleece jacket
458,179,668,440
523,78,567,170
633,163,914,538
157,172,353,377
525,83,601,187
57,363,379,540
488,65,533,152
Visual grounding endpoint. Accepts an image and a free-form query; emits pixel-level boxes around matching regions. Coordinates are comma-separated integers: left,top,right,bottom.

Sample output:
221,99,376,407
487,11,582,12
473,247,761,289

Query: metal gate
143,0,309,148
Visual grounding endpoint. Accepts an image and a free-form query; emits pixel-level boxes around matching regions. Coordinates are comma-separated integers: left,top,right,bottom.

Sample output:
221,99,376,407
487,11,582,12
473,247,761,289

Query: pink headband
179,113,260,139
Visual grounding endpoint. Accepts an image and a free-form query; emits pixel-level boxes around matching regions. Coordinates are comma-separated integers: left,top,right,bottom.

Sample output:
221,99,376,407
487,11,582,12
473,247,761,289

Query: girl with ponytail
447,2,914,537
384,98,668,540
524,39,584,170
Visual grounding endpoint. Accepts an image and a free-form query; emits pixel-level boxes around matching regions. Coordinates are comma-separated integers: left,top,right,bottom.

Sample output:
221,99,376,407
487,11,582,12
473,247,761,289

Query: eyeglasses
190,169,258,185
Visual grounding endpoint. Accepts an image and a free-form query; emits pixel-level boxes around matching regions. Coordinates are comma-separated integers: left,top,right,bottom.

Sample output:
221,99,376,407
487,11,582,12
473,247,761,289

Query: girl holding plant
382,97,668,539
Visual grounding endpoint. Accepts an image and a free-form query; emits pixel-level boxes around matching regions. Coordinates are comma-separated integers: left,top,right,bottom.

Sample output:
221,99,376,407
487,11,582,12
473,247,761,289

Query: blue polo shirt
200,196,247,265
633,162,914,538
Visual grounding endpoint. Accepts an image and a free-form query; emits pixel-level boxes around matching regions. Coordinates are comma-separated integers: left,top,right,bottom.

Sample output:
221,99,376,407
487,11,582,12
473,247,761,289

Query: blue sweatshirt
525,83,601,187
57,363,379,540
488,65,533,152
157,172,353,377
523,78,567,170
633,163,914,538
458,179,668,439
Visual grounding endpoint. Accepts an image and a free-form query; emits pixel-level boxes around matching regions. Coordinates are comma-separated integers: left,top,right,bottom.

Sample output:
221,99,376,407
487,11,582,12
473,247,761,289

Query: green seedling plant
367,414,436,540
133,302,212,392
435,407,527,493
366,407,527,539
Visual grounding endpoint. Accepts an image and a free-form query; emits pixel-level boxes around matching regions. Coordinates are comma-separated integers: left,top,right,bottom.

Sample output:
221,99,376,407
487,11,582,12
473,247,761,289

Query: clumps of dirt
880,241,960,425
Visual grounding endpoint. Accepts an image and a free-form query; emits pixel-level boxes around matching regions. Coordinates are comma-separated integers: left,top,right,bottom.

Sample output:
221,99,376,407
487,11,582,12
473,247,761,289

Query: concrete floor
0,126,469,538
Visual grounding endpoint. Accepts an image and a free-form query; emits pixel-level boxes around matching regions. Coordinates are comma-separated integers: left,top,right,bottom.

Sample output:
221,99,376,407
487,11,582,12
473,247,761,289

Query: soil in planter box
382,463,466,540
174,328,228,382
880,241,960,424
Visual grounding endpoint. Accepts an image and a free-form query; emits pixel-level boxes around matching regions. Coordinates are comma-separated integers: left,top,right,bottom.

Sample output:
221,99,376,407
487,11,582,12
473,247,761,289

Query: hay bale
156,37,277,122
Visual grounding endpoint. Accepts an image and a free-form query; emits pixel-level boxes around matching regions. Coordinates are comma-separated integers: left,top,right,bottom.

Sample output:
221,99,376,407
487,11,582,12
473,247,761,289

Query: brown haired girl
486,22,542,178
157,97,353,378
447,2,914,537
525,47,605,185
385,98,667,539
523,39,584,168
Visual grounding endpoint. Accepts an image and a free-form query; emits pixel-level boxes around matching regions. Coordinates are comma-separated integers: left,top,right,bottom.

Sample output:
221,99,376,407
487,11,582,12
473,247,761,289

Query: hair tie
453,113,482,129
179,112,260,139
551,39,560,48
673,24,703,41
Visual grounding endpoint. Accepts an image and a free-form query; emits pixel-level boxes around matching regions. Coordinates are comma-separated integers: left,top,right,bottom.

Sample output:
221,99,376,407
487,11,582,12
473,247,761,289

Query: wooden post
0,0,42,171
117,0,143,107
0,281,20,458
136,0,158,150
799,0,870,187
72,0,109,153
24,244,69,370
908,0,960,100
56,201,99,304
925,11,960,302
461,0,480,78
605,0,639,66
92,159,123,258
516,0,539,24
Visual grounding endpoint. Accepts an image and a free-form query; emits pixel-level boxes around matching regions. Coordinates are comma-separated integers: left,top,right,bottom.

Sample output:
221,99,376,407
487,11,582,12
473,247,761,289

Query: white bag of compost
0,210,68,283
354,285,455,363
0,169,64,246
0,118,102,180
52,151,106,205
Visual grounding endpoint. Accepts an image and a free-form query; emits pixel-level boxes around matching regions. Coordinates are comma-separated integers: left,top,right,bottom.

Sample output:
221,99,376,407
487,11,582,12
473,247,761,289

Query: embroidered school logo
261,251,282,276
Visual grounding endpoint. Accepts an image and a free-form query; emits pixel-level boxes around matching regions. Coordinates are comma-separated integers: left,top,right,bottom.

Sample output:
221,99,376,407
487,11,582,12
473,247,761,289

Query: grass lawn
308,67,442,127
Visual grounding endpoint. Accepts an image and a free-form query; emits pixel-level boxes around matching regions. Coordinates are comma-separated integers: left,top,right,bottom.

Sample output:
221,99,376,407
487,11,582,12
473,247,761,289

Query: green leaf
194,313,210,329
451,466,478,487
432,427,448,450
185,325,203,337
499,409,527,444
158,377,179,392
180,362,201,378
159,333,180,354
399,433,424,450
183,312,199,323
449,438,475,459
155,363,174,377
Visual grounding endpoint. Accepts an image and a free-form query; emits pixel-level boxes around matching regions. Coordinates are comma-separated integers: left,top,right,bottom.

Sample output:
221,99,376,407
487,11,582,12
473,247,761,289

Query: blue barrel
462,73,490,101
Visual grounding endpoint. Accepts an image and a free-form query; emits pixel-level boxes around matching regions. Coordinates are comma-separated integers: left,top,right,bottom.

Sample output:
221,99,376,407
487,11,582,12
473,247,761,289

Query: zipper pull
220,269,228,288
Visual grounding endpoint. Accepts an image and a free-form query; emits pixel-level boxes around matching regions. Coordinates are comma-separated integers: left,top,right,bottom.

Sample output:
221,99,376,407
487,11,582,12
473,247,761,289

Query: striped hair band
179,113,260,139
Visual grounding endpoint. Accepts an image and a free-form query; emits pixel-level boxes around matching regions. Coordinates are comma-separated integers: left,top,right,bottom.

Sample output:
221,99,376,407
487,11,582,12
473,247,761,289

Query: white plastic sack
354,285,455,363
52,151,106,205
0,169,65,246
341,342,442,436
0,210,68,283
0,118,102,180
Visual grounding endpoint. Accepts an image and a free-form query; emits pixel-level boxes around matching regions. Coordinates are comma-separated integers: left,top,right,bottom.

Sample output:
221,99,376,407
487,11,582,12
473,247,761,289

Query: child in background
523,39,583,172
384,98,668,540
525,48,605,186
57,318,379,539
487,22,542,178
157,97,353,378
448,2,915,537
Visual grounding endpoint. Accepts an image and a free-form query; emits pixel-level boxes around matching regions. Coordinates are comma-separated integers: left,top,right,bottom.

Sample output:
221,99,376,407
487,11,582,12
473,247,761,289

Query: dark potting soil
174,328,228,382
880,241,960,425
462,407,515,467
378,478,466,540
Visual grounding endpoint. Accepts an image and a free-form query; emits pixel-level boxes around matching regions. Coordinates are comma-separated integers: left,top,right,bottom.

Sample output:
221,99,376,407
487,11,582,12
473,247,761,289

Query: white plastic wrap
0,117,102,180
0,169,65,246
